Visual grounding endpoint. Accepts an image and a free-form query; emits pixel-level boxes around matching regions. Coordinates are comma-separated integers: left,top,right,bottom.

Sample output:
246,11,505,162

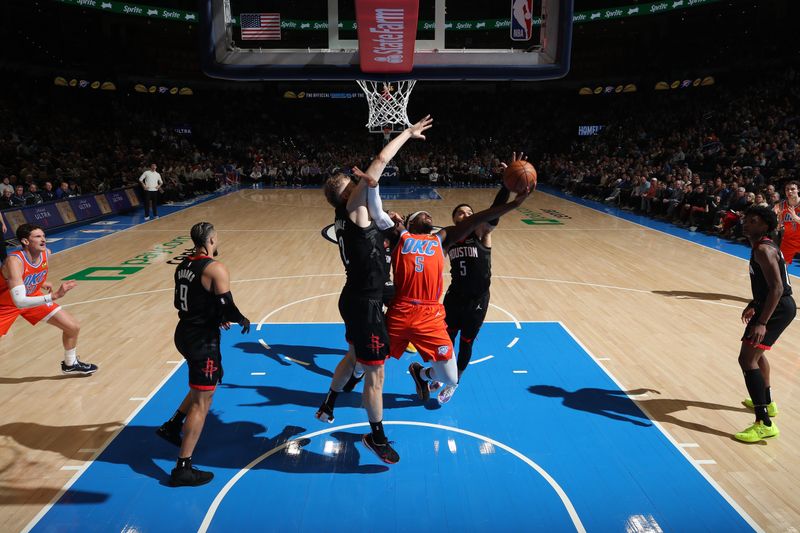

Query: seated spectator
10,185,27,207
0,188,13,209
54,181,71,199
25,183,43,205
40,181,56,202
0,177,12,196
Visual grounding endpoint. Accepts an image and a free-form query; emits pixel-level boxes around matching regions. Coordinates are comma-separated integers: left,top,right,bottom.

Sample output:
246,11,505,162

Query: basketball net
357,79,417,133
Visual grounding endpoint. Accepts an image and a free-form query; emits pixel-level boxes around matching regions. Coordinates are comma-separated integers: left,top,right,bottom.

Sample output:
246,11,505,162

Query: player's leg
455,292,490,380
408,305,456,403
39,306,98,374
157,392,192,447
170,327,221,486
735,342,777,442
315,345,356,423
734,299,795,443
361,363,399,464
171,388,215,486
357,300,398,464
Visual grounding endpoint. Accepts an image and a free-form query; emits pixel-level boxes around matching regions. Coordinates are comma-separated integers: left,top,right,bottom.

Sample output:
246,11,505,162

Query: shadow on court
234,342,347,378
0,375,90,385
96,413,387,484
529,385,749,438
223,383,421,410
0,484,109,505
0,421,122,459
651,290,751,303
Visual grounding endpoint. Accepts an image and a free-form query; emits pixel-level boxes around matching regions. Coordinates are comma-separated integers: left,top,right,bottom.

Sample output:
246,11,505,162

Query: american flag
240,13,281,40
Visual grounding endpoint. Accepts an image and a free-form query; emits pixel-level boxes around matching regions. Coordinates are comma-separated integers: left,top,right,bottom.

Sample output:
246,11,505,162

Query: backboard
201,0,573,81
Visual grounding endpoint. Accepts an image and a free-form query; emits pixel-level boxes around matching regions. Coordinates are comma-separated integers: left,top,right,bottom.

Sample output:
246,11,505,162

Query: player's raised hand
511,186,533,206
54,281,77,300
388,211,403,225
408,115,433,140
499,151,527,170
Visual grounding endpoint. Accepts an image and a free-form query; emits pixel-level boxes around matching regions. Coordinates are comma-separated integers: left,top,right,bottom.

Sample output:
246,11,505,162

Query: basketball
503,160,537,193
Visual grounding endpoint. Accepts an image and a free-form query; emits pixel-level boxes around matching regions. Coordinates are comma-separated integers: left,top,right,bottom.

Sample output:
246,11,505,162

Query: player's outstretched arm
362,115,433,183
3,257,76,308
440,188,531,249
346,115,433,223
207,262,250,334
352,166,396,231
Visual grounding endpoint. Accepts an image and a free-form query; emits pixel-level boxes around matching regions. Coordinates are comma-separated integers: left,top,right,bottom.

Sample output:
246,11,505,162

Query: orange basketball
503,160,537,193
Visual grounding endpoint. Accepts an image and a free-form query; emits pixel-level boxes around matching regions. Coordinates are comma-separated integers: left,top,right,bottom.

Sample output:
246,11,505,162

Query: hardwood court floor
1,187,798,531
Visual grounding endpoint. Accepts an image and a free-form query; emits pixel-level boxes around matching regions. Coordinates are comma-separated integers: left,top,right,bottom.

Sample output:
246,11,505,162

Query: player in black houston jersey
318,115,433,465
734,206,795,443
436,153,528,404
156,222,251,486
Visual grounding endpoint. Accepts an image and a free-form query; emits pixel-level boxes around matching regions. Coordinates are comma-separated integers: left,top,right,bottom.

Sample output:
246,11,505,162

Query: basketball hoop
357,79,417,134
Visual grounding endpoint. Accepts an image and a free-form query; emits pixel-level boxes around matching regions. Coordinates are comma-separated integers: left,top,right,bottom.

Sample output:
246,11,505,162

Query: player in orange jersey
363,186,530,405
0,223,97,374
775,181,800,266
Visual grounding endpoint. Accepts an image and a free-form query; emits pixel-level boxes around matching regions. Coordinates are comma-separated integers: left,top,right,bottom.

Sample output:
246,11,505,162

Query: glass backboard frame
201,0,573,81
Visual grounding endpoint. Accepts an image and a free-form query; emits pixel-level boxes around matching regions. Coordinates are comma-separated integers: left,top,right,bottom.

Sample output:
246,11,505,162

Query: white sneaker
437,384,458,405
144,216,150,220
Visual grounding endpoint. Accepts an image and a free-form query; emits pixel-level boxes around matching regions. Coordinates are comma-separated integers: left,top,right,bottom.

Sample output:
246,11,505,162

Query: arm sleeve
366,185,395,231
488,185,511,227
10,285,53,309
218,291,247,323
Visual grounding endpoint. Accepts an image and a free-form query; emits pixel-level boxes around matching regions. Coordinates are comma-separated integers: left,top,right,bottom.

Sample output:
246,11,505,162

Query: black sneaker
156,422,183,447
362,433,399,464
61,360,98,375
342,372,364,393
315,403,335,423
170,465,214,487
408,362,429,401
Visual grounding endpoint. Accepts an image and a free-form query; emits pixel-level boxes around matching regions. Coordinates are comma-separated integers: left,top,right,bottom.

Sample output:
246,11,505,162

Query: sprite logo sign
65,235,192,280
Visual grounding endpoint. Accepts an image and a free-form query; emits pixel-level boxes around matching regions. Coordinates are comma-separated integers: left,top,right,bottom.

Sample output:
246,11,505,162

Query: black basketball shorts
742,296,797,349
444,289,490,341
338,290,390,366
174,321,223,390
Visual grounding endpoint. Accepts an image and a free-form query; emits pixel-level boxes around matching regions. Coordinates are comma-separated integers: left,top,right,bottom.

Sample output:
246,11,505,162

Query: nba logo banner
510,0,533,41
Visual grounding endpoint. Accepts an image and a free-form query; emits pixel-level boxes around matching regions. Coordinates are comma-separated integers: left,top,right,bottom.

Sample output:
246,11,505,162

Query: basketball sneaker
156,422,183,447
437,384,458,405
408,362,430,402
361,433,399,464
61,360,98,375
315,403,335,424
741,398,778,417
734,421,779,443
170,465,214,487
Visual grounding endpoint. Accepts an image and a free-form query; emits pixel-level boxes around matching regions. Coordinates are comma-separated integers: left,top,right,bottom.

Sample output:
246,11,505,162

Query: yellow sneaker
741,398,778,417
405,343,418,353
734,421,779,443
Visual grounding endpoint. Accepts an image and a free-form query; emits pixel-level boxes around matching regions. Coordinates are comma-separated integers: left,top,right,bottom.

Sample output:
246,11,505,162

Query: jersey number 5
415,256,424,272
